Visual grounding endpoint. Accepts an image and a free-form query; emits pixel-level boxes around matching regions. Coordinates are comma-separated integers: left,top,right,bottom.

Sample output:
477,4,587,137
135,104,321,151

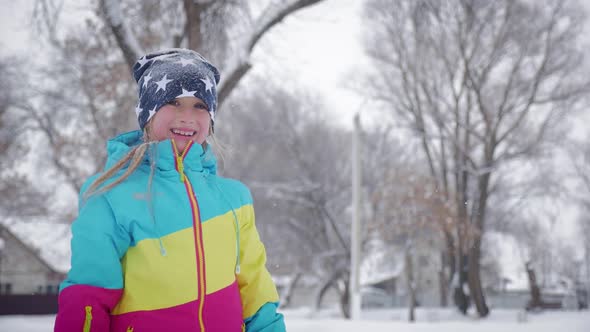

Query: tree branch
99,0,144,71
218,0,324,106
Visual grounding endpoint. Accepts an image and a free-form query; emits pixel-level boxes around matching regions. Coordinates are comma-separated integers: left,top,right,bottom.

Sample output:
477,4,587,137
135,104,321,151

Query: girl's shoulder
210,175,254,206
79,168,150,201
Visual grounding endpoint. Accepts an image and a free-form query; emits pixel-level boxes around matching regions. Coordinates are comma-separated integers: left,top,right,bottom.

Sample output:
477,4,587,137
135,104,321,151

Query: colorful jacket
54,130,284,332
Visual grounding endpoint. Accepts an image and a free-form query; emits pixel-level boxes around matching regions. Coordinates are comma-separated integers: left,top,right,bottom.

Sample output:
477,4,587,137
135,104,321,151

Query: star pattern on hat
154,74,173,92
137,56,149,68
201,77,214,94
142,72,153,88
176,57,197,67
177,87,198,98
134,49,220,130
148,106,157,120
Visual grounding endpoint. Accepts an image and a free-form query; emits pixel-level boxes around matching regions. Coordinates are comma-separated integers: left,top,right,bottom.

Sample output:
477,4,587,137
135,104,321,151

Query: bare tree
22,23,137,199
220,81,354,316
0,57,47,219
512,216,552,309
570,140,590,300
375,172,453,319
579,209,590,303
360,124,453,318
362,0,590,317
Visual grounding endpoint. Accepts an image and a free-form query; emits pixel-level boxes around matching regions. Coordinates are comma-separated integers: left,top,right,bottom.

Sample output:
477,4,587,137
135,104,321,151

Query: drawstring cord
146,141,168,257
211,179,241,275
147,138,239,271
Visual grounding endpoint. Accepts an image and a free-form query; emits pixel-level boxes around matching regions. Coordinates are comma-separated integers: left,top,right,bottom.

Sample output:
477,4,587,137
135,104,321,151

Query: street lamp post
349,113,362,320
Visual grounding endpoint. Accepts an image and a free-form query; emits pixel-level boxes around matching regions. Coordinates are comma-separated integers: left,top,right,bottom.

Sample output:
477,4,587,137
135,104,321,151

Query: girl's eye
167,100,180,106
194,103,208,110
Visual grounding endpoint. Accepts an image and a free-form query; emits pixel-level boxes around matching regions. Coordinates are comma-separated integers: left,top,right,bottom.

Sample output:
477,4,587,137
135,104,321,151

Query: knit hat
132,48,221,130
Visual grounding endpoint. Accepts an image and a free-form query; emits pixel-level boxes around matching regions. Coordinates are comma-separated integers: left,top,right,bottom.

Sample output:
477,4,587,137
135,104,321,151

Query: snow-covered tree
220,82,355,316
24,0,326,217
0,56,47,219
571,140,590,298
362,0,590,317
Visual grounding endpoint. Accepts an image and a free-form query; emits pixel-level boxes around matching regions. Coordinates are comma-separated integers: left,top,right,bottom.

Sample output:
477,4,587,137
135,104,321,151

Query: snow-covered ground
286,307,590,332
1,307,588,332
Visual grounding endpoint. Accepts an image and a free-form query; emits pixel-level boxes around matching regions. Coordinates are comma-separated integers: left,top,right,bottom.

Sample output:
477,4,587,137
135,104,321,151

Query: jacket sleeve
54,191,131,332
237,196,285,332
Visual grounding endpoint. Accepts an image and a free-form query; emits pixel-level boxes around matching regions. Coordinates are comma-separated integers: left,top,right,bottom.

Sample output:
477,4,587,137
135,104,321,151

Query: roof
1,218,71,274
484,231,543,292
360,241,404,286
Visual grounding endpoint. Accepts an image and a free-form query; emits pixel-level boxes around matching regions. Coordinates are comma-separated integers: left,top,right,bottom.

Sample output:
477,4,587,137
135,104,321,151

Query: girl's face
148,96,211,153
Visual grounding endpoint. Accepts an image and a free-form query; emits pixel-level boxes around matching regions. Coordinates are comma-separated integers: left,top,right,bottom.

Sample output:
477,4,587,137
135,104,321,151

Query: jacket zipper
172,140,207,332
83,306,92,332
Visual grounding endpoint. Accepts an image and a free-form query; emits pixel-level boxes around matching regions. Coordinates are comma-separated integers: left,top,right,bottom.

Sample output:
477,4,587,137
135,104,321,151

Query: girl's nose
178,110,195,123
179,117,194,124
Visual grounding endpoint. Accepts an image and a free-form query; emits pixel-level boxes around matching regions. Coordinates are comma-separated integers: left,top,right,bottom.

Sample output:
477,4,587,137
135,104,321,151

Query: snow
1,308,588,332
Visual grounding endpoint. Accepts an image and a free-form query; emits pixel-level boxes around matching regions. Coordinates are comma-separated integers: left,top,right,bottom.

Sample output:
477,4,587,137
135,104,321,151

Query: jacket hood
104,130,217,175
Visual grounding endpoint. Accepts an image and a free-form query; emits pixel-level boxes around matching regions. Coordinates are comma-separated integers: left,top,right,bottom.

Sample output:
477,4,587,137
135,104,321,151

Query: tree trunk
467,236,489,317
439,257,448,307
405,246,416,322
315,268,343,312
467,171,492,317
280,272,302,308
452,87,471,315
315,276,333,311
525,261,542,310
586,240,590,309
442,232,455,307
183,0,206,51
453,253,469,314
339,276,351,319
453,190,469,314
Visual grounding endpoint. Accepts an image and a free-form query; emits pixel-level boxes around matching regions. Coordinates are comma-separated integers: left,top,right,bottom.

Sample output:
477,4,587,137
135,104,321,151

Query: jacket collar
104,130,217,174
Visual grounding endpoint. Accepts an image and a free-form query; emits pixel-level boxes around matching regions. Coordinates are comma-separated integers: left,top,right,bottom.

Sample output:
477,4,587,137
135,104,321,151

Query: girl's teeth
172,129,195,136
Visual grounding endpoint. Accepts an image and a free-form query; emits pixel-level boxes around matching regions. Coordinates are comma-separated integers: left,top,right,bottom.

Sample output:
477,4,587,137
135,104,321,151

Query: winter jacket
54,130,284,332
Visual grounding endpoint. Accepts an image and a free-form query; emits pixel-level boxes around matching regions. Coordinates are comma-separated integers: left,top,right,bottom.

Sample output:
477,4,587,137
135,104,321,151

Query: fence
0,294,58,315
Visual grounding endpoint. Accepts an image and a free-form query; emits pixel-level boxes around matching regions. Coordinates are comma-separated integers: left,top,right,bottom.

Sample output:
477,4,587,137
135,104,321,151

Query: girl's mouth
170,128,196,137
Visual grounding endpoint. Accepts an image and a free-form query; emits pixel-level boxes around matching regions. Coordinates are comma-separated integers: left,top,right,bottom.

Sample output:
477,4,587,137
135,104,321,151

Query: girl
54,49,285,332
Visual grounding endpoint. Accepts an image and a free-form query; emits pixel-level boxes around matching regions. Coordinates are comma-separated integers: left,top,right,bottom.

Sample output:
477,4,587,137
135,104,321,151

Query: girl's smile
148,96,211,153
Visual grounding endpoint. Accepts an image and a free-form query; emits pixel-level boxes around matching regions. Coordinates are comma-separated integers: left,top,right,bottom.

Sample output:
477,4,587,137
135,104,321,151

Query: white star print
176,87,198,98
136,56,149,68
142,72,153,88
176,57,197,67
135,105,143,117
154,74,173,92
200,77,214,93
148,106,157,120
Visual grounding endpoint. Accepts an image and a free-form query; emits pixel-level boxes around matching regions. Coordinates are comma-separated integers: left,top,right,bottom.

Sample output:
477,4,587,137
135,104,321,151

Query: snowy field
1,307,588,332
